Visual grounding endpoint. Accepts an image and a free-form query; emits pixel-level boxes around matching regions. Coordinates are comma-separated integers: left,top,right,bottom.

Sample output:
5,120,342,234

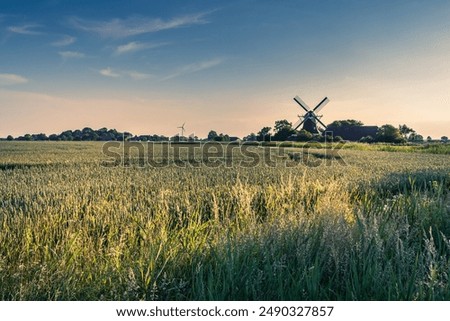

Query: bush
360,136,374,143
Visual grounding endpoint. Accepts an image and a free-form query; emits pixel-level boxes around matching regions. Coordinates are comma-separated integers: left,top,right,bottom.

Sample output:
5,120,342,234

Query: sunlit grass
0,142,449,300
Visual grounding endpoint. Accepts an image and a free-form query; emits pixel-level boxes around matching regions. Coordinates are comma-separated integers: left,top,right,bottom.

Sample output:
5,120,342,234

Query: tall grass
0,142,449,300
340,142,450,155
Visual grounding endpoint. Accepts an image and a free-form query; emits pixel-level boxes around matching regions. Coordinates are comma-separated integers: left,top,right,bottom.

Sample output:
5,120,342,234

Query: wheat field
0,141,449,300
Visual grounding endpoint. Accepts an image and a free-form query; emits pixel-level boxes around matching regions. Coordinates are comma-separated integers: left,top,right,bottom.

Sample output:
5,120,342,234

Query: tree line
4,128,169,142
3,121,448,143
244,119,448,143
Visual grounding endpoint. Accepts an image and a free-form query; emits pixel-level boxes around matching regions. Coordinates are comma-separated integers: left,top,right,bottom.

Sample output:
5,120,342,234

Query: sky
0,0,449,138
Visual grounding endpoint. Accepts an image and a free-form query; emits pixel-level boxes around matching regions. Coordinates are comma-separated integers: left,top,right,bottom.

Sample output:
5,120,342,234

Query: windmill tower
177,122,186,137
292,95,329,133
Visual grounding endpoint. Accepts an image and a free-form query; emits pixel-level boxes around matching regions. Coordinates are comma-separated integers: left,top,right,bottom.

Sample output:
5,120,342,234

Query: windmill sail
313,97,329,114
294,96,310,112
316,118,327,128
293,118,305,130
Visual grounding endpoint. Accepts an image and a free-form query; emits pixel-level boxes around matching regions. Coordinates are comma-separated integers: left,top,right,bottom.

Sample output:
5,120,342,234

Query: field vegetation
0,141,449,300
258,141,450,155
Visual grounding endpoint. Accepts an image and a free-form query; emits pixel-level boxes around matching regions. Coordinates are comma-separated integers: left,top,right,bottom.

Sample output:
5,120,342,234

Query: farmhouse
326,126,379,141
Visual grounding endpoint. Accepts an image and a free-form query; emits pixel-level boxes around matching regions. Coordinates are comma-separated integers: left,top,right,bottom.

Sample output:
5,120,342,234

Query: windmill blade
293,96,310,112
313,97,329,113
315,117,327,128
293,118,305,130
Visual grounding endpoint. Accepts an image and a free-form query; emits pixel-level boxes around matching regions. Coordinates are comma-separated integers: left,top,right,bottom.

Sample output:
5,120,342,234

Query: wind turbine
177,122,186,137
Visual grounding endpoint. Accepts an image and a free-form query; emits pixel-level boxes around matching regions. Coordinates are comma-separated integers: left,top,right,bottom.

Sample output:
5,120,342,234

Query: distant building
229,136,241,142
326,126,379,141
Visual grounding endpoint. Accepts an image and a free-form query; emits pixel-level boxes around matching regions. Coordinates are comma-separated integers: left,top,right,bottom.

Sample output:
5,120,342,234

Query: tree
34,133,48,141
49,134,59,141
273,120,296,141
427,136,433,142
327,119,364,128
274,120,292,133
399,124,416,140
441,136,449,143
94,127,107,140
376,125,405,143
326,119,370,141
107,129,121,141
244,133,257,141
72,130,82,141
60,130,73,141
207,130,218,141
273,127,296,141
408,132,424,142
296,129,313,142
257,127,272,142
210,133,230,142
360,136,374,143
123,132,133,141
81,127,95,141
6,135,13,141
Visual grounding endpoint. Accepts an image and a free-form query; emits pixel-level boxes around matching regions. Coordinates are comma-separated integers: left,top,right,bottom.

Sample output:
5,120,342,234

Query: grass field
0,141,449,300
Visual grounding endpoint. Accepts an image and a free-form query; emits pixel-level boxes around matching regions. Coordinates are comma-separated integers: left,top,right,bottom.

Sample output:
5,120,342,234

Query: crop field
0,141,449,300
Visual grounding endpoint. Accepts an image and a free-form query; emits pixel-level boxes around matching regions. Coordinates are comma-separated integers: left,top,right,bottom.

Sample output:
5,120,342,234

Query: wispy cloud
115,42,144,55
99,67,120,78
127,71,152,80
0,73,29,86
59,51,85,59
162,58,224,80
114,41,169,55
98,67,152,80
69,12,211,38
7,24,43,35
52,35,76,46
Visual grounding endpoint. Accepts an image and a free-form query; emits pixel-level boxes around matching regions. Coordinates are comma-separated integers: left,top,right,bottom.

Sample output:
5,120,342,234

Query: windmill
177,122,186,137
292,95,330,133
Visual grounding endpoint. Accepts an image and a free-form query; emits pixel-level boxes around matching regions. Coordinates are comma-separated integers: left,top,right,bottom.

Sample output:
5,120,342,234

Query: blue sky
0,0,449,138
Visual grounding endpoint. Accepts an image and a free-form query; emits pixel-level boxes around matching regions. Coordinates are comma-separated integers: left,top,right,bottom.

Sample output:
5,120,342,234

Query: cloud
59,51,85,59
163,58,224,80
52,35,76,46
0,73,29,86
98,68,152,80
115,42,146,55
127,71,152,80
114,41,169,55
69,12,211,38
99,67,120,78
7,24,43,35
